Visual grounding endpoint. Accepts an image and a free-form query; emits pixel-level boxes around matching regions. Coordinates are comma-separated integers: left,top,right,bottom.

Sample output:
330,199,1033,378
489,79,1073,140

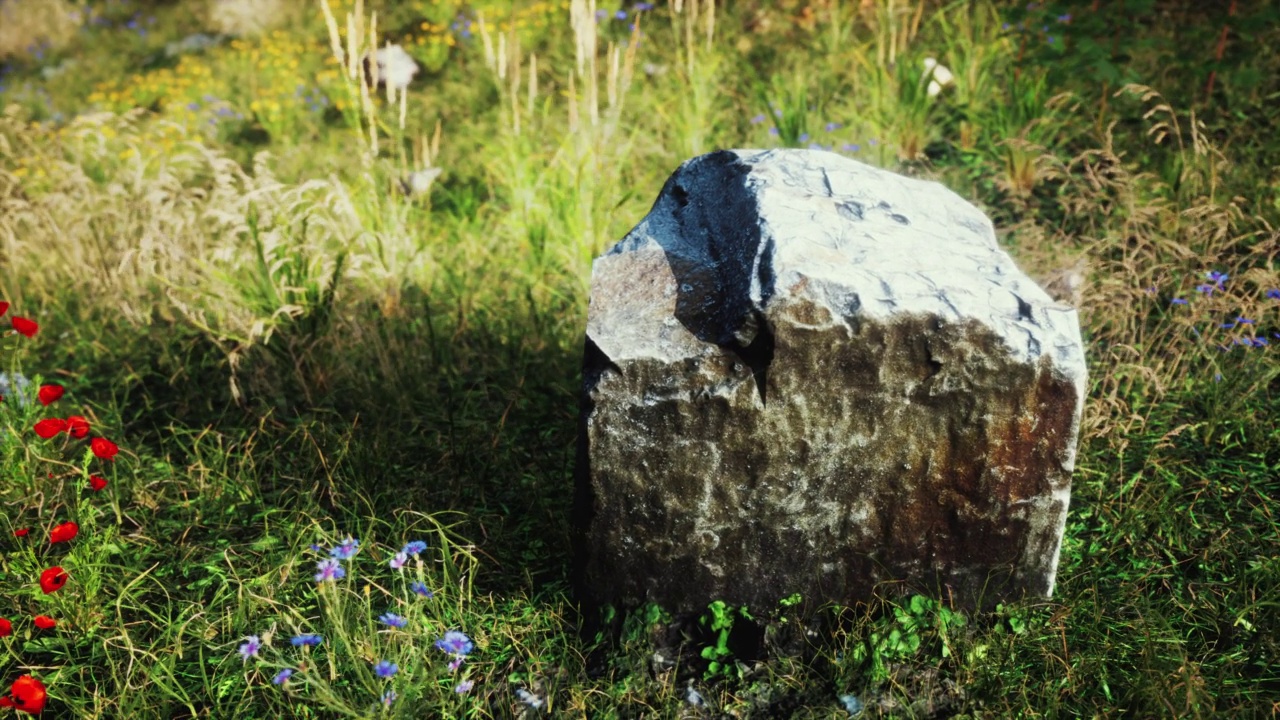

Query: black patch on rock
836,200,865,222
633,150,773,348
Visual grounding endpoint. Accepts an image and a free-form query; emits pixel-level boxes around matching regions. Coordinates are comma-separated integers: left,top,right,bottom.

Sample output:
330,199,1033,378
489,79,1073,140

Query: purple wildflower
389,552,408,570
410,581,433,598
315,558,345,582
330,537,359,560
374,660,398,678
436,630,474,656
273,668,293,685
379,612,408,629
456,680,475,694
238,635,261,661
291,634,323,647
382,690,397,707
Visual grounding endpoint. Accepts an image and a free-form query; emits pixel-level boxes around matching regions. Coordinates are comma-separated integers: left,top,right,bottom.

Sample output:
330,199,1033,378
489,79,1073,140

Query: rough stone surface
574,149,1087,614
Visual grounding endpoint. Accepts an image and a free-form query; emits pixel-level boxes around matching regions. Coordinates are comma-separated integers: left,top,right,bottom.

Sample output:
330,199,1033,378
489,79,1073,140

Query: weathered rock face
574,149,1086,614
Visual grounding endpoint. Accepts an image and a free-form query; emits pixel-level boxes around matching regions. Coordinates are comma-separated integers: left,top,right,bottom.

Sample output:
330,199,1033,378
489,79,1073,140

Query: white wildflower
922,57,954,98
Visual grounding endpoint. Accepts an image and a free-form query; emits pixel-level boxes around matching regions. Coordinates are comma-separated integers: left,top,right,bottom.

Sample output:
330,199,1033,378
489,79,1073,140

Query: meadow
0,0,1277,716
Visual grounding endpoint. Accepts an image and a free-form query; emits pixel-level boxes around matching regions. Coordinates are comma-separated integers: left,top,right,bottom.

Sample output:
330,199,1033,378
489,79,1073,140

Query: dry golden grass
205,0,298,37
0,0,80,59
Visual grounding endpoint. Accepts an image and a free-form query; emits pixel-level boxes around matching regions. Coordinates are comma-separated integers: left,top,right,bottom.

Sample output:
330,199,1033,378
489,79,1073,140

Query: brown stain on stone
580,294,1078,613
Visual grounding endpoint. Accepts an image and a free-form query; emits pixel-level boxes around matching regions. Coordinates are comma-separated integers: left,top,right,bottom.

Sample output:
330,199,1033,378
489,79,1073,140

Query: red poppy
88,475,107,492
1,675,47,715
11,317,38,338
37,384,64,406
0,301,8,317
0,618,10,637
38,567,67,594
48,522,78,544
32,616,55,630
13,528,29,538
90,437,119,461
65,416,90,440
33,419,68,440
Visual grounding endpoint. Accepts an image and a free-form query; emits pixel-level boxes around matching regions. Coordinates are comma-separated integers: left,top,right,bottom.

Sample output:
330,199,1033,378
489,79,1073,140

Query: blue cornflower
614,10,627,19
841,143,861,153
330,537,359,560
1251,337,1268,347
1267,289,1280,300
768,127,778,136
1214,372,1224,382
1057,13,1071,22
410,581,434,598
799,132,810,142
291,634,323,647
1170,298,1188,306
238,635,261,661
435,630,474,656
379,612,408,629
273,668,293,685
1207,270,1229,287
402,541,428,556
374,660,398,678
633,2,655,10
315,558,345,582
1196,284,1215,295
824,122,842,132
750,113,766,124
455,680,475,694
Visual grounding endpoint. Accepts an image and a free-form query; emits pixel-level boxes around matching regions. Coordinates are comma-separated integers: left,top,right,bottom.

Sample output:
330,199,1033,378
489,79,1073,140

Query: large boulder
574,149,1086,614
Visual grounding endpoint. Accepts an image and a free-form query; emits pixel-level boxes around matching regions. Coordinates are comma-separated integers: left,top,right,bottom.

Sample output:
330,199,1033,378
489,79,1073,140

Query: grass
0,0,1278,716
